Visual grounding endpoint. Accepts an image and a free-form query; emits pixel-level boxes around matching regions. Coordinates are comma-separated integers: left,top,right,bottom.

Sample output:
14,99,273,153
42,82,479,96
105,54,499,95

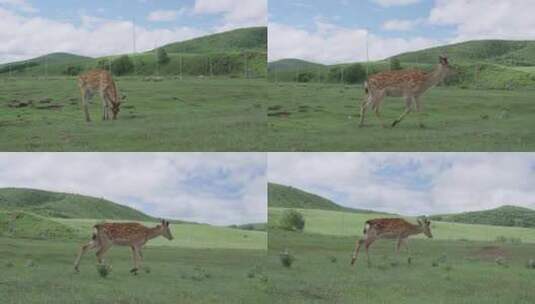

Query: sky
268,0,535,63
268,153,535,216
0,0,267,63
0,153,267,226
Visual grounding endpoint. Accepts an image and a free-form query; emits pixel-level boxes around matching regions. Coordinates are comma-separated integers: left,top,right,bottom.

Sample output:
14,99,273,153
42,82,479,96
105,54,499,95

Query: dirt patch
473,246,511,261
35,104,63,110
7,100,33,108
268,105,282,111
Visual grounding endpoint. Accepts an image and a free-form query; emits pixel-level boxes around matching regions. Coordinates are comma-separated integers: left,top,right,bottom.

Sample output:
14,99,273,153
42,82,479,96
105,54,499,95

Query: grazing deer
360,56,451,128
78,69,121,122
74,220,173,274
350,217,432,266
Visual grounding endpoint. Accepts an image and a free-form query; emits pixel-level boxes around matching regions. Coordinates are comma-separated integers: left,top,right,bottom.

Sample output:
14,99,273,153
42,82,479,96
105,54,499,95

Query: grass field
0,237,269,304
267,208,535,303
0,76,266,151
267,82,535,151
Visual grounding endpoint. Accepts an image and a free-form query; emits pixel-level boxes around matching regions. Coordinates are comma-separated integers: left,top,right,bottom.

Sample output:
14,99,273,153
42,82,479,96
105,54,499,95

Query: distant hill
0,188,153,221
0,27,267,78
161,27,267,54
268,183,375,213
430,205,535,228
392,40,535,66
268,59,325,71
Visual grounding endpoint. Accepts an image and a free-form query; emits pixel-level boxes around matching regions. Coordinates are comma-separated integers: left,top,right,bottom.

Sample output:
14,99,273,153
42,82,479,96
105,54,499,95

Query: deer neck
407,223,424,236
145,226,163,241
422,64,448,91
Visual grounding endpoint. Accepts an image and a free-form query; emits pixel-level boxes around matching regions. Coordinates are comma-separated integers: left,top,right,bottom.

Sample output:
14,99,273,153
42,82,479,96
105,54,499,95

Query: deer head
159,219,174,240
439,55,449,67
417,217,433,238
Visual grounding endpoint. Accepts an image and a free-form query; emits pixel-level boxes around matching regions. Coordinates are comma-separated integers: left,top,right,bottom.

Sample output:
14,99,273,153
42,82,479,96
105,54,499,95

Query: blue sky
0,153,267,226
0,0,266,63
269,153,535,216
268,0,535,63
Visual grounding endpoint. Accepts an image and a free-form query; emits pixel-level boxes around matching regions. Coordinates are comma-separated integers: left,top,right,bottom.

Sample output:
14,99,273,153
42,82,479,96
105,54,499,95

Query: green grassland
267,227,535,304
0,76,267,151
267,82,535,151
0,237,269,304
431,205,535,228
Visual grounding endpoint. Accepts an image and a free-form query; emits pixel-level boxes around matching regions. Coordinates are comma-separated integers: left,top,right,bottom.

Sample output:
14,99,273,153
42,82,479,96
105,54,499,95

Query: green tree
157,48,170,65
344,63,367,84
112,55,134,76
390,57,402,70
279,209,305,232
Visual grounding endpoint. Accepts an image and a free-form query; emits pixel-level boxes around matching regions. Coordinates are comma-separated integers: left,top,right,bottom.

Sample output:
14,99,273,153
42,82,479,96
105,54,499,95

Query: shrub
279,209,305,231
527,259,535,269
96,264,112,278
63,65,83,76
112,55,134,76
390,58,402,71
344,63,366,84
280,250,295,268
157,48,170,65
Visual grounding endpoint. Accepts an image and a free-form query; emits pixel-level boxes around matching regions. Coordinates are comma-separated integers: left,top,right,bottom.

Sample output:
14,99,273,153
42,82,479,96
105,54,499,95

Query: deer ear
164,220,169,227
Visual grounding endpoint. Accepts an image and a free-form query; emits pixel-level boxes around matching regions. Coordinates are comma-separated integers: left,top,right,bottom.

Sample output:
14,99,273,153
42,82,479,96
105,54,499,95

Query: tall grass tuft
96,264,112,278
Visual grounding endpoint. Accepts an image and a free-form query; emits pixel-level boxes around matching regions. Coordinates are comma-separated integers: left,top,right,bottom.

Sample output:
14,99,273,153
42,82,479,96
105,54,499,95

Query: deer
78,69,121,122
359,56,451,128
74,220,173,274
350,217,432,267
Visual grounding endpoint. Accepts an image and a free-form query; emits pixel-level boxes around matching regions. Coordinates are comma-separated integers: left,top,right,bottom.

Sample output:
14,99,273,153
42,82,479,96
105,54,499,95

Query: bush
63,65,83,76
112,55,134,76
344,63,366,84
157,48,170,65
390,58,402,70
296,72,314,83
279,209,305,231
280,250,295,268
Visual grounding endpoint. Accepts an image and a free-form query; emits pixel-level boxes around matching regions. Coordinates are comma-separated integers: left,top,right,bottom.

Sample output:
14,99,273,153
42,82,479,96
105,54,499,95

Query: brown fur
78,69,120,122
74,220,173,274
351,217,432,266
360,56,451,128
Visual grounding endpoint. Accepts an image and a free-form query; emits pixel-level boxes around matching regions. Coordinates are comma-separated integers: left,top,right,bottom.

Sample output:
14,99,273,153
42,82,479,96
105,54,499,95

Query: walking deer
350,217,432,266
78,69,121,122
74,220,173,274
360,56,451,128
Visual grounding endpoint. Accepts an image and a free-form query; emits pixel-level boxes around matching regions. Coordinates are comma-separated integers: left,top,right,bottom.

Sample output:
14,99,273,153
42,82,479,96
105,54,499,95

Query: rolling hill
0,27,267,78
268,58,326,71
430,205,535,228
268,183,375,213
0,188,152,220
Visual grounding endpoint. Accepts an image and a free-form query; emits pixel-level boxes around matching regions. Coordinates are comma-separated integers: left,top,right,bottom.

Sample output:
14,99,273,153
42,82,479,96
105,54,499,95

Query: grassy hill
268,58,325,71
0,27,267,78
0,188,152,220
161,27,266,54
430,205,535,228
268,183,375,213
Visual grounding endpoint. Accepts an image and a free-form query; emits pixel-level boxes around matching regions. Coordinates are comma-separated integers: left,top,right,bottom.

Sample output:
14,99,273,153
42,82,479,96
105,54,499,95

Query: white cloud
193,0,267,31
0,153,267,226
382,19,422,31
0,8,206,63
0,0,36,13
268,20,439,63
147,9,181,22
372,0,421,7
428,0,535,41
269,153,535,216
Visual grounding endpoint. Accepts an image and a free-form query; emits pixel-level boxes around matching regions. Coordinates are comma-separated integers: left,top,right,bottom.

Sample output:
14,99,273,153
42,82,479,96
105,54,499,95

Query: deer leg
415,97,425,128
359,93,372,127
81,90,91,122
100,91,109,121
351,239,365,266
392,96,413,128
130,246,141,274
365,239,375,267
373,102,386,128
74,240,98,272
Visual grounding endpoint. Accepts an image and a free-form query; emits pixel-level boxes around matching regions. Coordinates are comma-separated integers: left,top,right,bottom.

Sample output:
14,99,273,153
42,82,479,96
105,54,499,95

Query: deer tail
364,81,369,95
92,224,102,240
363,221,371,234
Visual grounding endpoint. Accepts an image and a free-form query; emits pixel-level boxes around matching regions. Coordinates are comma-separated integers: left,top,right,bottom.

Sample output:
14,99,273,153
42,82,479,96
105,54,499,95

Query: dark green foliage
344,63,366,83
296,72,314,82
268,183,375,213
279,209,305,231
157,48,170,65
279,250,295,268
96,264,112,278
390,57,402,70
63,65,82,76
0,62,39,74
430,206,535,228
112,55,134,76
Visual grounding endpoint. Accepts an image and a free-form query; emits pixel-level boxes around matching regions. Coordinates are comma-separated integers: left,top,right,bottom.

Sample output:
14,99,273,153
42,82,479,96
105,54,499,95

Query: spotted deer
360,56,451,128
74,220,173,274
78,69,121,122
350,217,432,266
